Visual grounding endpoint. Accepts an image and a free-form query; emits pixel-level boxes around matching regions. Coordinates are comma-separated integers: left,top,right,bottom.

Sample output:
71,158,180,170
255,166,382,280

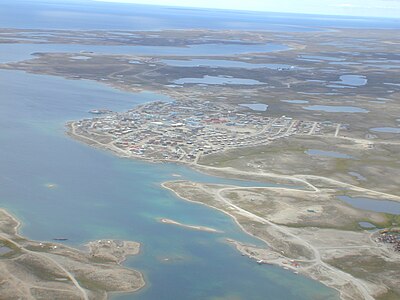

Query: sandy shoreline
0,208,22,234
161,182,269,246
67,124,400,203
160,183,321,285
2,25,400,300
158,217,223,233
0,208,146,299
162,180,400,300
66,124,400,299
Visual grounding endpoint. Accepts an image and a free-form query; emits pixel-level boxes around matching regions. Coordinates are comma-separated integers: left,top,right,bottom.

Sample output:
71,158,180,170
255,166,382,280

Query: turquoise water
1,3,397,297
0,69,338,299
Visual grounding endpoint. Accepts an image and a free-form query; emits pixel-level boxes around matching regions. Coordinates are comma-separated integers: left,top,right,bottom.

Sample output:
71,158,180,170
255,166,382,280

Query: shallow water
0,2,357,297
0,69,338,299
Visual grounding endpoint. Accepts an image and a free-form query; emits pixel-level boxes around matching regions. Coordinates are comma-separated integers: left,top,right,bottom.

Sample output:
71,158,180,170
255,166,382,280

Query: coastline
159,182,300,271
160,182,317,276
161,182,268,246
66,123,400,202
1,23,399,300
0,208,22,235
161,181,398,300
0,207,146,299
66,119,400,299
158,217,223,233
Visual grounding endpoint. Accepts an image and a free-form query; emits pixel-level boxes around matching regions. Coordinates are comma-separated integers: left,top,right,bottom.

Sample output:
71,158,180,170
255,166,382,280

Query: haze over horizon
93,0,400,18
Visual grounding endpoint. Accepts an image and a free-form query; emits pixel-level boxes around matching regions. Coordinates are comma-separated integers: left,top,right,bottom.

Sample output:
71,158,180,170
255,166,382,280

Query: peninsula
1,27,399,300
0,209,145,299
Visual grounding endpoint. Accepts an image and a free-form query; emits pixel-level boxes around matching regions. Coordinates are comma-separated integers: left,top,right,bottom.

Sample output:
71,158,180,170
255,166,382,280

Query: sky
94,0,400,18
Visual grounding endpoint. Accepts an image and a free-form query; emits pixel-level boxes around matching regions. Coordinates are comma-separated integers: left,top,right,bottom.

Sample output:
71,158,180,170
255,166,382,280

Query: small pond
348,172,366,181
303,105,369,113
358,222,376,229
305,149,353,159
239,103,268,111
173,75,265,85
370,127,400,134
161,59,297,70
338,196,400,214
281,100,309,104
334,75,367,86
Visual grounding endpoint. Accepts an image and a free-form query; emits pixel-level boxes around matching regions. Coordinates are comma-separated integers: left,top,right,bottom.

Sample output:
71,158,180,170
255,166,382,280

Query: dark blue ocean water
1,0,399,31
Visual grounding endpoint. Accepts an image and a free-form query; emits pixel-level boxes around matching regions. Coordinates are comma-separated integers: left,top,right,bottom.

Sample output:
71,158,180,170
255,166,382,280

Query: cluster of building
71,99,339,163
376,230,400,252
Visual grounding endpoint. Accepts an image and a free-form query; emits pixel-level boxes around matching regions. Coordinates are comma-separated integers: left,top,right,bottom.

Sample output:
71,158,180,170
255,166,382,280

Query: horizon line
92,0,400,20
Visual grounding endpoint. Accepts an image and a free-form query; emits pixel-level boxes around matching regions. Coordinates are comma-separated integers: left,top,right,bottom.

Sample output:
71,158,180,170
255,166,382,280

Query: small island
0,209,145,299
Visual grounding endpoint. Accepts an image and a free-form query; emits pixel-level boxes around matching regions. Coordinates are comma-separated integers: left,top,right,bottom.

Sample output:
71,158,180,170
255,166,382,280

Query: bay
0,69,338,299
